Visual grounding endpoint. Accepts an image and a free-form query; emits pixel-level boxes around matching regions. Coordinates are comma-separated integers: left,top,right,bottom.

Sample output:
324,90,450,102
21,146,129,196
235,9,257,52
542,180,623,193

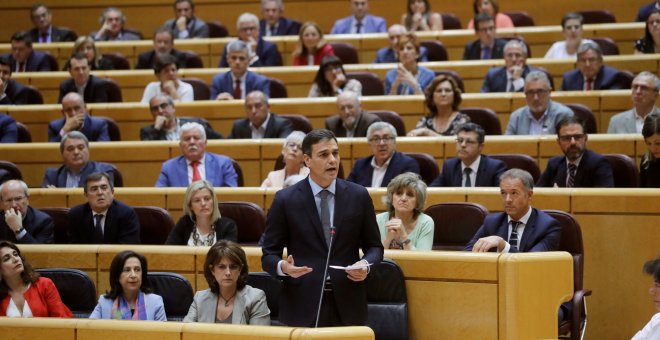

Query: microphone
314,225,336,328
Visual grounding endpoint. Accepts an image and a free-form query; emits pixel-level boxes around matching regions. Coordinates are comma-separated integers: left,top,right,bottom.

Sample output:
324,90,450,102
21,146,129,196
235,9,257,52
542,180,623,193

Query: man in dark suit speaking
261,129,384,327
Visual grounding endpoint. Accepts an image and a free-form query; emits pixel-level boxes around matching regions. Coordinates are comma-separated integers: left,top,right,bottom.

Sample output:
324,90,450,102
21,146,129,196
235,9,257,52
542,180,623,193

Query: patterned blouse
415,112,471,136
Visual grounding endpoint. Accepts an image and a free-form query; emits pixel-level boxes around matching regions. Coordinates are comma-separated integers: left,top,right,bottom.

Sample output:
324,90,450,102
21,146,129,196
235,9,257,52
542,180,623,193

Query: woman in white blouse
141,54,194,103
544,13,594,59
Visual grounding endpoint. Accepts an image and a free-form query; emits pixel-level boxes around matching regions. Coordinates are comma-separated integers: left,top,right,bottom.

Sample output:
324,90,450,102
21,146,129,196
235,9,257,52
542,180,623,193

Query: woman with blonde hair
70,35,114,70
292,22,335,66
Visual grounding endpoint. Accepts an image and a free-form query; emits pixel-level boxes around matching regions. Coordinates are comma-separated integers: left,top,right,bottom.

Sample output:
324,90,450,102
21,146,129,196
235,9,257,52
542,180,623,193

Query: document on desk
329,263,372,270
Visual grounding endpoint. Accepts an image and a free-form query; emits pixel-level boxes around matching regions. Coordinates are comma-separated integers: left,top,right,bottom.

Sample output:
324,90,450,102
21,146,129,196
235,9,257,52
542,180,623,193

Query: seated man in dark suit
481,39,536,93
135,27,189,69
163,0,209,39
373,24,428,63
0,113,18,143
68,172,140,244
28,4,77,43
259,0,301,36
141,94,222,140
58,53,108,104
48,92,110,142
538,116,614,188
463,13,506,60
156,122,238,187
42,131,117,188
219,12,282,67
0,179,54,244
211,40,270,100
326,91,381,137
229,90,293,139
347,122,420,187
0,56,34,105
466,168,561,253
431,123,506,187
5,31,53,72
560,42,621,91
91,7,141,41
331,0,387,34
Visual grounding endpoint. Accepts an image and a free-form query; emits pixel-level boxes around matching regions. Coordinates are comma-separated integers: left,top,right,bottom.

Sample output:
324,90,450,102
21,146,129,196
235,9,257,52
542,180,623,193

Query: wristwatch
401,238,411,246
14,227,25,234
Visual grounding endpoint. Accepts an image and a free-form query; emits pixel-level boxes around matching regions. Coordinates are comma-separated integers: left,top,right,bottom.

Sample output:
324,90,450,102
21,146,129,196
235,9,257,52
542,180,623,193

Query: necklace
220,291,237,307
192,223,216,246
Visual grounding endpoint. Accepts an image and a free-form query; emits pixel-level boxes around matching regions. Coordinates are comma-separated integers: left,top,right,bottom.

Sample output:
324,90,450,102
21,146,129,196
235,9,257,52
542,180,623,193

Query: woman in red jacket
292,22,335,66
0,241,72,317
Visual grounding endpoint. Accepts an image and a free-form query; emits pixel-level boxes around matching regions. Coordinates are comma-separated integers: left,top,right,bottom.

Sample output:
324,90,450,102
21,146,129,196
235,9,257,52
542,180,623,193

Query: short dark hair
175,0,195,10
0,241,40,296
0,56,11,72
30,3,48,15
473,12,494,32
642,113,660,139
10,31,33,47
203,240,249,294
457,122,486,144
314,55,345,96
555,116,585,136
153,26,174,40
105,251,153,300
302,129,337,156
154,54,178,74
66,52,88,70
561,12,584,28
83,172,114,194
644,257,660,283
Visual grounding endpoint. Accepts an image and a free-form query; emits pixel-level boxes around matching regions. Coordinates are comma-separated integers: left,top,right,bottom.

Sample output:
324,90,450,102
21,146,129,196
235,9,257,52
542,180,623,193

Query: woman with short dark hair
407,74,470,137
308,55,362,97
640,113,660,187
140,54,193,103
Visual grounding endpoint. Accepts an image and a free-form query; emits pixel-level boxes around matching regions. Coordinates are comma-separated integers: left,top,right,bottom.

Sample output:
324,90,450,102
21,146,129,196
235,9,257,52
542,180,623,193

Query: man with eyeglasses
141,94,222,141
538,116,614,188
0,180,54,244
506,71,574,135
219,12,282,67
325,91,380,137
211,40,270,100
48,92,110,142
373,24,428,63
346,122,419,187
163,0,209,39
27,4,77,43
608,71,659,134
560,42,621,91
481,39,537,93
463,13,506,60
229,90,293,139
430,123,506,187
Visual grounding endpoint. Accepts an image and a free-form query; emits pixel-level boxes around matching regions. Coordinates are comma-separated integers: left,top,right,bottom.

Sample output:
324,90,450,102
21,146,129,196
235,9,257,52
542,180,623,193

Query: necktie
94,214,104,243
18,63,25,72
508,79,515,92
269,25,275,35
319,190,331,246
233,79,241,99
481,46,491,59
40,32,48,43
566,163,577,188
509,221,521,251
464,168,473,187
356,21,362,33
585,78,593,91
192,161,201,182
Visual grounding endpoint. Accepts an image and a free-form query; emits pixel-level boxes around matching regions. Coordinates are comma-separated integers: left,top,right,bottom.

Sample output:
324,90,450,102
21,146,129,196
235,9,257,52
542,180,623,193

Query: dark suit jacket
28,26,77,43
430,155,507,187
465,208,561,252
210,71,270,99
5,50,53,72
58,75,108,103
325,111,381,138
0,206,54,244
165,216,237,245
1,79,31,105
140,117,223,140
560,65,621,91
259,17,302,36
228,113,293,139
0,114,18,143
135,49,188,70
347,152,420,187
462,38,506,60
219,38,282,67
42,161,116,188
537,149,614,188
480,65,537,93
67,199,140,244
48,114,110,142
261,178,384,326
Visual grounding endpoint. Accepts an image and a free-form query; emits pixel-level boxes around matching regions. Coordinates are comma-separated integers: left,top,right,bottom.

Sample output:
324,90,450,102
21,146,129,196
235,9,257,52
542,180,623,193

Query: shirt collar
461,154,482,172
308,176,336,194
507,205,532,225
370,152,394,169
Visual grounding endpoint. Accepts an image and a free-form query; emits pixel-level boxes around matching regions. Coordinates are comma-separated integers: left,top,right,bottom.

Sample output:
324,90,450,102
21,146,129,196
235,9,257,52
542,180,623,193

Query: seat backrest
329,42,359,64
591,37,620,56
614,70,634,90
36,268,97,318
543,210,584,291
230,159,244,187
346,72,384,96
95,115,121,141
460,107,502,135
489,154,541,182
279,114,312,133
536,67,556,90
0,161,22,182
15,122,32,142
565,103,598,134
182,50,204,68
433,70,465,93
218,201,266,244
247,272,282,323
147,272,194,321
134,206,174,245
503,11,535,26
269,77,288,98
420,40,448,61
424,202,489,250
103,78,123,103
43,52,59,71
101,53,130,70
23,85,44,104
181,77,211,100
364,258,408,340
107,163,123,187
208,21,229,38
577,10,616,24
123,28,144,39
441,13,462,29
367,110,406,136
403,152,439,185
604,154,639,187
39,207,70,244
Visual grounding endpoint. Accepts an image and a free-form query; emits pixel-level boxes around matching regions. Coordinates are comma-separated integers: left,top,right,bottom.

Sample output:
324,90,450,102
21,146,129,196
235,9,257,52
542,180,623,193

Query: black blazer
430,155,507,187
67,199,140,244
347,152,421,187
259,17,302,36
57,75,108,103
325,111,381,138
1,80,30,105
135,49,188,70
165,216,237,245
228,114,294,139
0,206,54,244
140,117,223,140
4,50,53,72
537,149,614,188
42,160,117,188
28,26,77,43
462,38,506,60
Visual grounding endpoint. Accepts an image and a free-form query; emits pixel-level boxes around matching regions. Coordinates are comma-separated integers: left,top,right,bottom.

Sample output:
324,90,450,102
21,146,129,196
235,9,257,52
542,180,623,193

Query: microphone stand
314,225,336,328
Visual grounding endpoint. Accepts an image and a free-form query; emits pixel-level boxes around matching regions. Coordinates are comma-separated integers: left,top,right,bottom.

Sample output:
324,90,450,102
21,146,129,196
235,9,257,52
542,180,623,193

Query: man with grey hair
91,7,140,41
211,40,270,100
163,0,209,39
325,91,381,137
608,71,659,133
42,131,117,188
141,94,222,140
229,90,293,139
465,168,561,253
506,71,574,135
481,39,537,93
219,12,282,67
156,122,238,187
1,179,54,244
560,41,621,91
347,122,419,187
259,0,301,37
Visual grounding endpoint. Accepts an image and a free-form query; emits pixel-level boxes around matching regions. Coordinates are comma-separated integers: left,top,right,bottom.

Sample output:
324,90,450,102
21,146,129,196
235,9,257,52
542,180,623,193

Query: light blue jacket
89,293,167,321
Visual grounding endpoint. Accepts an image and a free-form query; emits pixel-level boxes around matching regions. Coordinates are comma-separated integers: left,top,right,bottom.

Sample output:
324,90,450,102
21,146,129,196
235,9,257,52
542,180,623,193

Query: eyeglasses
369,136,395,143
524,89,550,97
239,26,258,32
2,196,25,204
149,102,170,112
456,138,479,145
558,134,586,142
216,264,242,271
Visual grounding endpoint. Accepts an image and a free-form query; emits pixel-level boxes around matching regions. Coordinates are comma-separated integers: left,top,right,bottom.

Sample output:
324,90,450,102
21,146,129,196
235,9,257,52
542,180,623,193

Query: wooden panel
76,320,183,340
290,327,375,340
181,323,294,340
0,318,77,340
